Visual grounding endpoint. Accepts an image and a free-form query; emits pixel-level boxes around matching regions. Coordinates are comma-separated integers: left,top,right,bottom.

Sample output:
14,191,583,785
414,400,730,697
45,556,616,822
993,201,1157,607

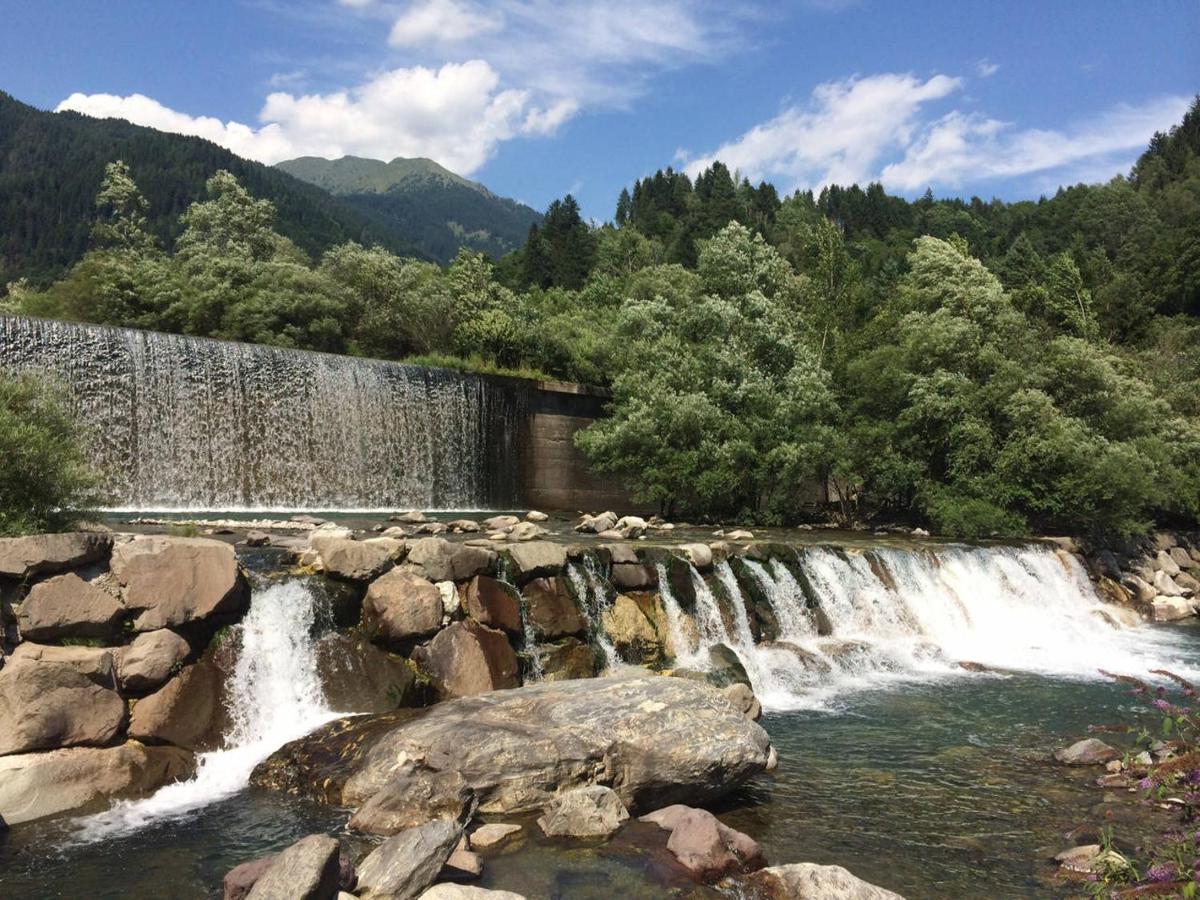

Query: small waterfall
0,315,527,510
519,596,545,683
657,562,700,666
566,559,620,670
73,581,339,840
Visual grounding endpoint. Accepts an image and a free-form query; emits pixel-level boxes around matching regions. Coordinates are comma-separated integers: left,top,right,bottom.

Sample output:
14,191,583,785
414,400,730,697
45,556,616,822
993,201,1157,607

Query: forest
4,97,1199,539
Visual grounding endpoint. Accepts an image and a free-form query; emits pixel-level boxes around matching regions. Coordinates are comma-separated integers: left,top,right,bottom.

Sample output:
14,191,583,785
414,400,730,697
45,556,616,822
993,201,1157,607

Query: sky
1,1,1197,219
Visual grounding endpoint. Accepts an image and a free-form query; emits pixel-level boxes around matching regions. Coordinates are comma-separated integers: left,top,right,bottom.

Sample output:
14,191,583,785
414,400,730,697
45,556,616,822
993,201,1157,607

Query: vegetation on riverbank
3,99,1198,537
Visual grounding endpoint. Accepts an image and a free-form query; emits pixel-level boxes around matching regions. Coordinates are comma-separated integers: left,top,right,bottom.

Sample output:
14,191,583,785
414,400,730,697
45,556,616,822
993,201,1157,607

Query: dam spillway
0,315,528,510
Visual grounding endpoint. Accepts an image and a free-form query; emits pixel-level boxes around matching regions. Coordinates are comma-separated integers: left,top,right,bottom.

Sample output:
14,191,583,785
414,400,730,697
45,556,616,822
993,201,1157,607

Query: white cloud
976,58,999,77
57,60,572,174
389,0,503,47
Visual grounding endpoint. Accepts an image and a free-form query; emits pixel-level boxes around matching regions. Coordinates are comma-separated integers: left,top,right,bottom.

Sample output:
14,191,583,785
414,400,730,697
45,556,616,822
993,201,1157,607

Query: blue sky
2,1,1196,219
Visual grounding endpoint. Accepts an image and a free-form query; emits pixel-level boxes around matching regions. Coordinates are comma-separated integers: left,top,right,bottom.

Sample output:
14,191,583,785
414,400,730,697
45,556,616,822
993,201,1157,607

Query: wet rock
615,516,648,539
722,683,762,721
315,634,420,713
726,530,755,541
356,817,463,900
522,577,586,639
448,520,481,534
1121,573,1157,605
245,530,270,547
602,593,667,665
117,629,191,692
224,856,278,900
537,784,629,838
706,643,751,688
611,562,657,591
505,522,546,542
292,514,327,526
17,572,125,641
1092,605,1142,628
537,637,598,681
112,536,247,631
1054,737,1119,766
394,511,429,524
503,542,567,582
681,543,714,570
524,511,549,523
128,662,221,750
575,511,618,534
656,806,763,881
0,660,127,755
1152,595,1193,622
8,643,116,685
413,620,520,698
419,885,526,899
417,523,449,536
0,742,194,826
468,823,522,849
464,576,522,634
349,765,474,835
744,862,904,899
363,569,444,644
407,539,496,583
246,834,342,900
0,531,112,579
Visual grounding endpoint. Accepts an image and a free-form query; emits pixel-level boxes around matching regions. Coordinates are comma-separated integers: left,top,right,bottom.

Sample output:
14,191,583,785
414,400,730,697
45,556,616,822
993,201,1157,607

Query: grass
401,353,554,382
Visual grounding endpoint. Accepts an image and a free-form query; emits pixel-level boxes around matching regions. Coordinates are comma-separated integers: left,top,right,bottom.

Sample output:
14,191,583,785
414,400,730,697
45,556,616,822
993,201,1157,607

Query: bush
0,372,103,535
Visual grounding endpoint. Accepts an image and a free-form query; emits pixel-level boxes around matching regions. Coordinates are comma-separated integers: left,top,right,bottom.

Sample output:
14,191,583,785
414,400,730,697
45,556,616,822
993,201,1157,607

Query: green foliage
0,372,103,535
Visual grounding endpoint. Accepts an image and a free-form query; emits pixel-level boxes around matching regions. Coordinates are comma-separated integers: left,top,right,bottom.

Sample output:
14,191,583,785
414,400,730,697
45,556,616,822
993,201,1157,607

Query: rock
118,629,191,692
722,683,762,721
524,511,549,523
17,572,125,641
1053,844,1101,873
1152,596,1193,621
706,643,751,688
611,562,656,591
419,886,526,900
602,594,667,665
382,526,409,538
365,537,409,561
1093,605,1142,628
1171,547,1195,570
319,539,395,582
0,532,112,579
7,643,116,685
0,660,127,755
407,538,496,583
364,569,444,644
483,515,521,532
437,581,459,618
744,863,904,899
245,530,270,547
503,542,567,582
394,511,429,524
575,511,617,534
522,577,586,638
356,817,463,900
1054,737,1119,765
464,576,522,634
1155,550,1182,576
128,662,221,750
911,527,930,537
1121,573,1157,605
0,742,194,826
315,633,421,713
468,823,522,849
225,857,278,900
349,768,474,835
681,543,714,570
112,536,246,631
1154,570,1184,596
417,523,450,536
537,638,598,681
595,529,624,540
442,848,484,880
448,520,481,534
246,834,342,900
505,522,546,542
1177,571,1200,595
258,675,773,821
615,516,647,539
657,806,762,880
292,514,327,526
413,620,520,698
726,530,755,541
537,784,629,838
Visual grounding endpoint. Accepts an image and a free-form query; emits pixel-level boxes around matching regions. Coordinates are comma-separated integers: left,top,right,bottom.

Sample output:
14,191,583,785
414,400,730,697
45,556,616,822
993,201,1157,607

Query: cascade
566,559,620,669
72,580,339,840
0,315,526,510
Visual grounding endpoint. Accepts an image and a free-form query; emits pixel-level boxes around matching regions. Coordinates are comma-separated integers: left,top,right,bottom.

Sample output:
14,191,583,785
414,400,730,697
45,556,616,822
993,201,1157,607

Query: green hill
276,155,542,264
0,91,425,286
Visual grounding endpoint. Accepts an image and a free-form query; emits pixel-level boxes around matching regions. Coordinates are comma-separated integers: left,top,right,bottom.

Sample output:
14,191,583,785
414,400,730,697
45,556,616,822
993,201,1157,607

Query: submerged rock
743,863,904,899
641,804,763,881
1053,738,1119,766
356,817,463,900
467,823,522,849
537,784,629,838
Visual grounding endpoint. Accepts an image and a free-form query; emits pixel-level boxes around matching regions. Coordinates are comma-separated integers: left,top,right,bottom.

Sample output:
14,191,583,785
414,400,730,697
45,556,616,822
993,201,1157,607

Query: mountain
276,155,542,264
0,92,425,286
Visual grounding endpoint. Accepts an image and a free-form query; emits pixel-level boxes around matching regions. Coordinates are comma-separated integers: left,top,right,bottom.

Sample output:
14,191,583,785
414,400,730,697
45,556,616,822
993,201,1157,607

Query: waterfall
72,581,339,840
0,315,526,510
566,560,620,670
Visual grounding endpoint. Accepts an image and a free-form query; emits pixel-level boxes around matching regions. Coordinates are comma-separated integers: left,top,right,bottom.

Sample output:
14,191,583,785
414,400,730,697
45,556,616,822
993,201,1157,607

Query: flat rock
419,885,526,899
118,629,191,692
0,532,112,579
502,542,567,582
744,863,904,899
537,784,629,838
413,620,519,699
17,572,125,641
364,569,444,643
468,823,522,849
1054,737,1119,765
7,642,116,685
441,848,484,880
406,538,496,583
246,834,341,900
0,660,127,755
349,767,473,835
505,522,546,542
111,535,246,631
482,515,520,532
357,817,463,900
320,539,395,582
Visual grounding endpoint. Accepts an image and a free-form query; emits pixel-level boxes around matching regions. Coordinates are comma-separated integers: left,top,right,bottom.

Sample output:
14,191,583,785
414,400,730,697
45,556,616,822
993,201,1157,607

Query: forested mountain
277,155,541,264
0,91,423,286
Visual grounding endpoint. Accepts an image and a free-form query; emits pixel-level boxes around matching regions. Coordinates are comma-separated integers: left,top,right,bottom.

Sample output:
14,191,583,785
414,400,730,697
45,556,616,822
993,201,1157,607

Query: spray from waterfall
72,581,340,841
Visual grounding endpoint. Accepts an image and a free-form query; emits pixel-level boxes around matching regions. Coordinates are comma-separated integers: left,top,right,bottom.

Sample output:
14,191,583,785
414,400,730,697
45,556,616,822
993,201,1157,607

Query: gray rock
246,834,341,900
448,520,482,533
1121,573,1157,605
413,620,519,699
17,572,125,641
245,530,270,547
1177,571,1200,595
407,538,496,583
1171,547,1195,570
224,856,278,900
1154,570,1185,597
0,532,112,579
502,542,567,582
419,886,526,900
1156,550,1182,577
726,530,755,541
722,683,762,721
441,848,484,880
524,511,549,523
320,539,395,582
0,741,194,826
537,784,629,838
467,823,522,849
118,629,190,692
1153,596,1193,622
394,511,429,524
7,643,116,685
1054,737,1119,765
364,569,444,643
744,863,904,899
482,515,520,532
505,522,546,542
611,562,656,591
349,767,473,835
315,633,420,713
575,511,618,534
357,817,463,900
112,536,247,631
0,660,127,755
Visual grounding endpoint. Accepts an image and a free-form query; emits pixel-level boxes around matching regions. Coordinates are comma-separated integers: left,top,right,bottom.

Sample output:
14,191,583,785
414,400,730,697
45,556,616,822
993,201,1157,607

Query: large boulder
0,660,127,755
464,576,522,634
363,569,444,644
253,675,773,822
1153,596,1193,622
502,542,567,583
224,857,278,900
245,834,342,900
111,536,247,631
603,594,667,665
413,621,519,699
0,741,194,826
1155,550,1182,576
16,572,126,641
315,633,421,713
744,863,905,899
0,532,112,579
128,662,222,750
7,642,116,685
522,577,586,639
537,784,629,838
320,539,396,582
406,539,496,583
356,817,463,900
117,629,191,692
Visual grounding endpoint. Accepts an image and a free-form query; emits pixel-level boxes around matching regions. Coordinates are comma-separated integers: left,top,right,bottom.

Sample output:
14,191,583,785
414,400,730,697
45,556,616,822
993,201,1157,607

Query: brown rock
0,532,112,579
224,857,278,900
363,569,443,644
7,642,116,685
406,539,496,583
117,629,191,692
641,805,764,880
320,538,396,582
745,863,904,899
17,572,125,641
245,834,341,900
602,593,667,665
502,542,567,582
610,563,656,591
537,784,629,838
111,536,246,631
537,637,598,681
315,633,421,713
441,848,484,881
464,576,522,634
522,577,586,639
356,817,463,900
0,660,126,756
468,823,522,849
414,621,519,699
349,768,474,835
128,662,221,750
1054,737,1119,766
